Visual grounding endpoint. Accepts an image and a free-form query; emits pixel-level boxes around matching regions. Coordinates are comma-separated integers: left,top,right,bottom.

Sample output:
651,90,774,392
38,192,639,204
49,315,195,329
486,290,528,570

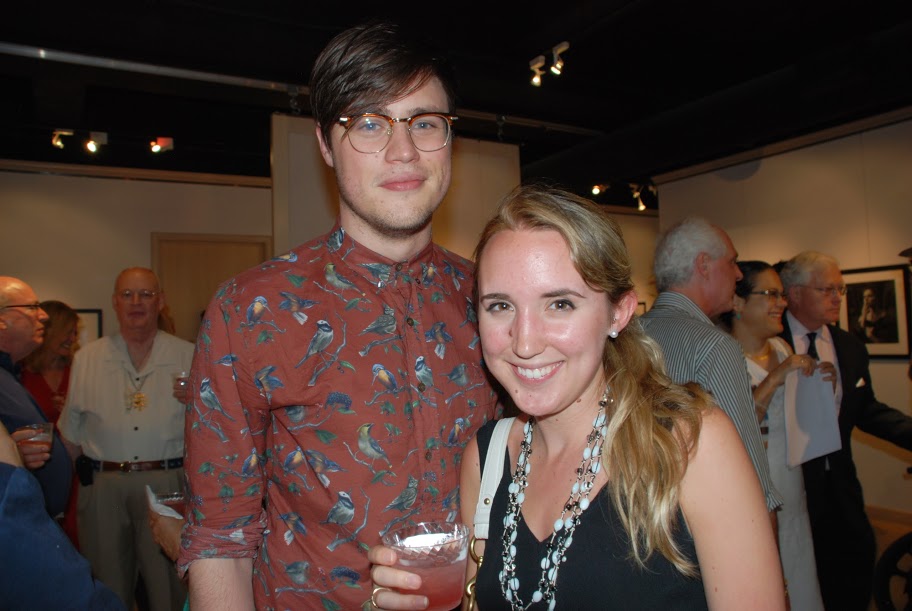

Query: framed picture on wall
838,265,909,358
76,309,103,349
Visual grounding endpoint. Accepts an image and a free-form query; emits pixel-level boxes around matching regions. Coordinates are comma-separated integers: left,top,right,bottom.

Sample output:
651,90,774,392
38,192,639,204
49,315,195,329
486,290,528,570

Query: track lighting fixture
630,185,644,210
51,129,74,149
630,183,657,211
150,137,174,153
84,131,108,153
529,55,546,87
550,41,570,75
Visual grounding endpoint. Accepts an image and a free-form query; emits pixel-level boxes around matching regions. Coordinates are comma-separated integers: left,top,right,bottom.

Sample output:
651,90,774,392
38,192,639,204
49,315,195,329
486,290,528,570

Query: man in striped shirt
641,217,782,516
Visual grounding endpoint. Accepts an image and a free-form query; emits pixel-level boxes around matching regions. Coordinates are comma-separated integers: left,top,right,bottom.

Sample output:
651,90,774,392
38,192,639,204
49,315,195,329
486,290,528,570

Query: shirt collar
327,224,439,290
785,310,832,345
657,291,712,325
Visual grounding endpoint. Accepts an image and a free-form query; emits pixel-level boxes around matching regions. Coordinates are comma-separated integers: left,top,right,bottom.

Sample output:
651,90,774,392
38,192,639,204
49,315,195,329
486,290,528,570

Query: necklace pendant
131,391,147,410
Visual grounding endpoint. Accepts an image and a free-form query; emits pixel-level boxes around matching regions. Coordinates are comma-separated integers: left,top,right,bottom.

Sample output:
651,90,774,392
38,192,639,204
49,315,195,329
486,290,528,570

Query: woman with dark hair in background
722,261,834,611
20,299,81,546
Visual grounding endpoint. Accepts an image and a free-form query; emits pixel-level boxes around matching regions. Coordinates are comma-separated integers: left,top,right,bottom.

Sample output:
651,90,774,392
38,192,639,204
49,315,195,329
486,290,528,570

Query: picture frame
636,302,647,316
76,309,103,348
839,265,909,358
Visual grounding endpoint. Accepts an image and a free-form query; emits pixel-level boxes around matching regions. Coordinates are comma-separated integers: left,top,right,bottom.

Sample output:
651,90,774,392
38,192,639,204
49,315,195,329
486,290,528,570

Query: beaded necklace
499,386,611,610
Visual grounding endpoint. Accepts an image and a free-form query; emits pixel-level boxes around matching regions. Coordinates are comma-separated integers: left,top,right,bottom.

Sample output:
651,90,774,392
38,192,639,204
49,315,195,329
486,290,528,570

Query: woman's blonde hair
474,184,709,575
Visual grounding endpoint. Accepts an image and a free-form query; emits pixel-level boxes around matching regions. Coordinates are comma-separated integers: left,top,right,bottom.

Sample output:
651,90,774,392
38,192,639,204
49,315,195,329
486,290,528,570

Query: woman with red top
20,300,81,546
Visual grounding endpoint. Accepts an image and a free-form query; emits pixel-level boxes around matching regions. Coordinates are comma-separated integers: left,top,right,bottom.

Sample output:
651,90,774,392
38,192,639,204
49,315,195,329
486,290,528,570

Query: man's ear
785,286,800,308
315,125,335,168
695,252,711,279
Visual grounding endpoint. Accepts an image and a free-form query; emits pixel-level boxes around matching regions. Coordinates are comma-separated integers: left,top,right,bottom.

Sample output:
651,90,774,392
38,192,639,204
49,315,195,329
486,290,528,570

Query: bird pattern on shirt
182,226,499,609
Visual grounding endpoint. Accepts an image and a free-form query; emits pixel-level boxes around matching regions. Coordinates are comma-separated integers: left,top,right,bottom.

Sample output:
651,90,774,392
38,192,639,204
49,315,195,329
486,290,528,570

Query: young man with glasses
59,267,193,611
179,22,498,610
0,276,72,516
779,251,912,611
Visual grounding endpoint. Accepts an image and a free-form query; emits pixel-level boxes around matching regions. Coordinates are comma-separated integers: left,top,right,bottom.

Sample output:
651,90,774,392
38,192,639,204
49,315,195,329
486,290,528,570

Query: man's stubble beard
337,179,443,241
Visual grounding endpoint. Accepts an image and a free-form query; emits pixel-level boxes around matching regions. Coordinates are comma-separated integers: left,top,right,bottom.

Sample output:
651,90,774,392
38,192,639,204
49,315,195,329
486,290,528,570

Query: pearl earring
608,317,619,339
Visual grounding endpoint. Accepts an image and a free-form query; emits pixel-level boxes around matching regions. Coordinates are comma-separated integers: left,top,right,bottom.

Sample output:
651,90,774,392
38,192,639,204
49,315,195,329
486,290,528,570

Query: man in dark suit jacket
779,251,912,611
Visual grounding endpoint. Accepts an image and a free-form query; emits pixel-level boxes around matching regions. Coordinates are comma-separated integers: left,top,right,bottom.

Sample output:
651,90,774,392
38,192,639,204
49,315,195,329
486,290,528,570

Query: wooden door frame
151,232,273,272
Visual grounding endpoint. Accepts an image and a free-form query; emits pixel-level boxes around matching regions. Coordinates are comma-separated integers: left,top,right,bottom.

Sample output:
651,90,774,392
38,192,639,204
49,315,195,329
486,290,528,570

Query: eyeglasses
801,285,847,298
749,289,787,301
1,303,42,311
337,112,458,154
116,289,158,301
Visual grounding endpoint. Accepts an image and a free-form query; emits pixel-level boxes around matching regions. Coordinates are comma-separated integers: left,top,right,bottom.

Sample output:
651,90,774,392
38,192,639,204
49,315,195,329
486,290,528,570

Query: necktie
806,331,819,360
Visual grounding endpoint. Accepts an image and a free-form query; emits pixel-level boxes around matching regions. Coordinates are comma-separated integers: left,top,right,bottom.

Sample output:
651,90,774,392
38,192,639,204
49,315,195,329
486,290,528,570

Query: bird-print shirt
178,226,499,610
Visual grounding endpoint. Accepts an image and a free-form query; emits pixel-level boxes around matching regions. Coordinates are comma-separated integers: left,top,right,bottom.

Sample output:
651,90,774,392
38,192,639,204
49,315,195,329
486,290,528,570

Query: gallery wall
1,125,660,342
658,117,912,515
0,170,273,337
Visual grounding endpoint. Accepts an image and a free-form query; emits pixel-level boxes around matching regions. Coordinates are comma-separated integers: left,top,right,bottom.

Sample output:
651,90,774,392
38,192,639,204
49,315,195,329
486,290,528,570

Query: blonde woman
369,185,784,610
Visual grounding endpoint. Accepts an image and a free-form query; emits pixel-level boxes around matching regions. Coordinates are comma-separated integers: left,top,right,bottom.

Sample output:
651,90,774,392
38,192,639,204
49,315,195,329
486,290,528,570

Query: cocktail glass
171,370,189,388
15,422,54,451
381,521,469,611
153,491,187,517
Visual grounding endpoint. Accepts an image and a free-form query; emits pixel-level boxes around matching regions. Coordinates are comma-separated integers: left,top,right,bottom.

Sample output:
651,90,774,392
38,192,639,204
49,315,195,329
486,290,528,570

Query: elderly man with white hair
60,267,193,611
640,218,782,518
779,250,912,611
0,276,72,516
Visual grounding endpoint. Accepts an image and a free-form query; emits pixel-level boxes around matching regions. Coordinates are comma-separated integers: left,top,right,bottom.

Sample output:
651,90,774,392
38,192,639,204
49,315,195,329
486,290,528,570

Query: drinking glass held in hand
12,422,54,469
371,521,469,611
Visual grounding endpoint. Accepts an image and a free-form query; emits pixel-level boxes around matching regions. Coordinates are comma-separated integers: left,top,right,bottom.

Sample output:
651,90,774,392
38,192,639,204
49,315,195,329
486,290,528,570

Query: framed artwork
76,309,103,348
839,265,909,358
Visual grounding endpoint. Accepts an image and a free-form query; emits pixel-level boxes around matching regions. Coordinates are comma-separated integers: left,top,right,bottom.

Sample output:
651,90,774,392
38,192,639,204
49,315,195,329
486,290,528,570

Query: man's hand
367,545,427,610
0,422,24,467
10,428,50,469
172,377,192,404
149,510,185,562
817,361,838,392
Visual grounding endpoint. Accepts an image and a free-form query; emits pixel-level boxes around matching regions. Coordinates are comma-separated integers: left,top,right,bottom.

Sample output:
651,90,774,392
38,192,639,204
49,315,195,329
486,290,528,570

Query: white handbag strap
473,417,514,539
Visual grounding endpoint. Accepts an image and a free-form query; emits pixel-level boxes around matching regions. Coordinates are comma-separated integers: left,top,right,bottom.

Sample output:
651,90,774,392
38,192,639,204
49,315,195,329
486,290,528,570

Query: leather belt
90,457,183,473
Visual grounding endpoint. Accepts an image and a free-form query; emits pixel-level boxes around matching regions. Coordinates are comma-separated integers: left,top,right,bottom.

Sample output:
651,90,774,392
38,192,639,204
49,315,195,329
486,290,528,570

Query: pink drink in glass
399,552,466,611
162,498,186,516
382,522,469,611
155,492,187,517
